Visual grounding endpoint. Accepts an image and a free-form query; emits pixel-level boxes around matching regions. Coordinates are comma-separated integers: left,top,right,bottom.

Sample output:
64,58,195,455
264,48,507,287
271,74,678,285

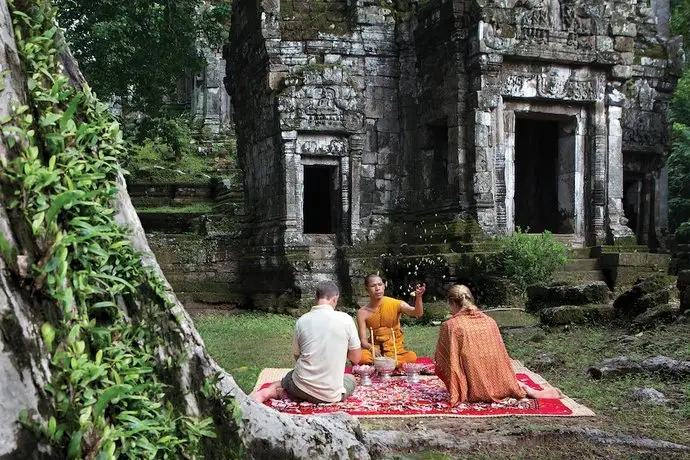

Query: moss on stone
280,0,350,40
540,304,615,326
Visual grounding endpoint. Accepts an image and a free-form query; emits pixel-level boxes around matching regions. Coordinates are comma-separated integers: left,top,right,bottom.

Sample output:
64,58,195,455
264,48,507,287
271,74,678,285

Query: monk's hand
361,340,372,350
414,283,426,297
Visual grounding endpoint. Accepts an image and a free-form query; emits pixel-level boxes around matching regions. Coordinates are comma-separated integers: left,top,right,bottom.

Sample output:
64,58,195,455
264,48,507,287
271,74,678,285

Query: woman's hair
447,284,476,311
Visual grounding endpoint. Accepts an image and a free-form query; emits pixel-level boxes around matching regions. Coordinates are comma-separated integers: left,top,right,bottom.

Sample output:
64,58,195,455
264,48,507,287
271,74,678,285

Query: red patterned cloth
260,372,572,417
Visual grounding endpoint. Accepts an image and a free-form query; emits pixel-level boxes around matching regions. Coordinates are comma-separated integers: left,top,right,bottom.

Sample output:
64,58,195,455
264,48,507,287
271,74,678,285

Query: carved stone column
606,91,634,243
468,52,502,235
350,134,363,243
590,100,607,244
282,130,303,245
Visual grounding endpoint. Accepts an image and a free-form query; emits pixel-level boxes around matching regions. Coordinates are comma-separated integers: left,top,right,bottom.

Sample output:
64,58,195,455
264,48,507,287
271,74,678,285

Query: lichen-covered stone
632,303,680,328
613,274,678,317
631,388,668,406
540,304,615,326
526,281,611,312
588,356,642,380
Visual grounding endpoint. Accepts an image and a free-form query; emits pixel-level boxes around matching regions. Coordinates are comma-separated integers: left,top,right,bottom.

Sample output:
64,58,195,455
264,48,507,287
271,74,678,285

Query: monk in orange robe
357,274,426,366
435,285,562,405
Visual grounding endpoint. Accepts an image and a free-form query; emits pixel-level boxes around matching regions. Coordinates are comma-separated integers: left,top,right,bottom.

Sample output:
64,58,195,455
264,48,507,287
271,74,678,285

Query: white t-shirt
291,305,361,402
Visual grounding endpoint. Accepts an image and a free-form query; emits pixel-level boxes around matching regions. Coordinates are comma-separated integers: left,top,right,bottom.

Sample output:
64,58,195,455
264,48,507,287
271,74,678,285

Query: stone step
563,258,600,272
567,247,594,259
600,252,671,268
552,270,607,284
526,233,585,248
591,245,650,256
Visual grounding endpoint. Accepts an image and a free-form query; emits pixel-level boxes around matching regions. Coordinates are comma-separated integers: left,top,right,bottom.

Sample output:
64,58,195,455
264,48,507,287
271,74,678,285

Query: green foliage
53,0,232,115
132,115,196,159
670,0,690,50
670,74,690,126
0,1,237,457
488,229,568,292
668,124,690,231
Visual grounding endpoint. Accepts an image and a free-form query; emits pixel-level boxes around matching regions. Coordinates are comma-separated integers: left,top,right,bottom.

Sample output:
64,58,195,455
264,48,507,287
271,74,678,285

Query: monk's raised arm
400,283,426,317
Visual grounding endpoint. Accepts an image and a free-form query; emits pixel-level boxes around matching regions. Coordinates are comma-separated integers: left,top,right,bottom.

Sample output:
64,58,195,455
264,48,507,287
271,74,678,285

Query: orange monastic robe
434,308,526,405
360,296,417,365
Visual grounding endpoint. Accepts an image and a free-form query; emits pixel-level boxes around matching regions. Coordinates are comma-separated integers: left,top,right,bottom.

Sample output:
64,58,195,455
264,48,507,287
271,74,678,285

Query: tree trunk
0,1,370,458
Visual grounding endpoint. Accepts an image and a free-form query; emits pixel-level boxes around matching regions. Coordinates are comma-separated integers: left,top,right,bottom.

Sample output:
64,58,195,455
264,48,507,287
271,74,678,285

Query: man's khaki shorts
281,370,356,403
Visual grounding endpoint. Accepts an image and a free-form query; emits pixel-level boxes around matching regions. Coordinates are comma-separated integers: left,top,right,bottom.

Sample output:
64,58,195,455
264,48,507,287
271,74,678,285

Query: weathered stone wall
128,179,246,309
226,0,285,248
403,1,471,216
280,0,351,40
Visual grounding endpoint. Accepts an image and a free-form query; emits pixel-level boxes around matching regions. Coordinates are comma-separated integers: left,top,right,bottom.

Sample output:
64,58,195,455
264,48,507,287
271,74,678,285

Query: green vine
0,1,227,458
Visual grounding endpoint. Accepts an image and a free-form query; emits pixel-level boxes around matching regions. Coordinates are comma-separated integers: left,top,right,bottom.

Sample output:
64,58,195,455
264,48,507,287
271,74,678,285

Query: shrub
488,229,568,292
676,221,690,243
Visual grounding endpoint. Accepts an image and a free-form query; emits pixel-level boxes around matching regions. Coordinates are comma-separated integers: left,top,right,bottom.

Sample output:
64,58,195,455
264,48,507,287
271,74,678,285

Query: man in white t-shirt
251,281,362,404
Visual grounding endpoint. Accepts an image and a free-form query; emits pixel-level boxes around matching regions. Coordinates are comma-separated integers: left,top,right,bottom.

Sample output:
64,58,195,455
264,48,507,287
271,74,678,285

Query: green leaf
67,430,82,458
31,211,45,232
41,322,56,352
47,416,56,437
46,190,85,223
93,384,132,418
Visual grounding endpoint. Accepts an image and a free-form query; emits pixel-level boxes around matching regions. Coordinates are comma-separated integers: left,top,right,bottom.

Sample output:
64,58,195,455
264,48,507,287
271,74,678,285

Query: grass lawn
193,312,690,449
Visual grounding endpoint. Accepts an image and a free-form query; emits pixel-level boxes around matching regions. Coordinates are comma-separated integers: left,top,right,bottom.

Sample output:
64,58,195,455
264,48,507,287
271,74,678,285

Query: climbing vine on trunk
0,0,219,457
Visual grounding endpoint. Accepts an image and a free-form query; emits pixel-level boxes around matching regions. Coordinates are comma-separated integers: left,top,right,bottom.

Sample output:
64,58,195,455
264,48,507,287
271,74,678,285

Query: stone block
614,36,634,52
632,303,680,328
611,65,633,79
526,281,611,312
613,274,677,317
610,21,637,37
588,356,642,379
596,36,614,52
540,304,615,326
600,252,671,267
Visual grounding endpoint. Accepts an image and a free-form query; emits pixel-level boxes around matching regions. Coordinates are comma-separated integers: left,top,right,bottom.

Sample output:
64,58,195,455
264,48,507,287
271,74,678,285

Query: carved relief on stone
501,73,538,97
537,69,568,97
622,110,666,150
516,0,562,43
278,67,363,132
500,65,601,101
295,134,349,157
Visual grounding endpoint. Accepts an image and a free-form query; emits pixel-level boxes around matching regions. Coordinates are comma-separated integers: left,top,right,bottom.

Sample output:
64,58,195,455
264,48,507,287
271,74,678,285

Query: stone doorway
303,165,338,234
502,104,584,239
514,118,560,233
623,176,642,238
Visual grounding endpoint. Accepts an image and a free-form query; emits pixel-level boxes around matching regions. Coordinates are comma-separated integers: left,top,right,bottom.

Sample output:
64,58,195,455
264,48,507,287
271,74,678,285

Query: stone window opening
303,165,338,234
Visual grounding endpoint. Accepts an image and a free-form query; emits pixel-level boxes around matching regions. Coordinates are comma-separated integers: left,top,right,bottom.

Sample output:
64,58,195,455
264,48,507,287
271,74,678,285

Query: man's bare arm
347,347,362,365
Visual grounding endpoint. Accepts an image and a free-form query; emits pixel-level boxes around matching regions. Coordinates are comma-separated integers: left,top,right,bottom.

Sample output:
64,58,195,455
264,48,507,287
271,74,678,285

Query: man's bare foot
250,381,283,404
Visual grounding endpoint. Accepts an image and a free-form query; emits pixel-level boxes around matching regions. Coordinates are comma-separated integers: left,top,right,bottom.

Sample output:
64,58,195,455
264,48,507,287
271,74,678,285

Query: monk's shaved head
364,274,382,287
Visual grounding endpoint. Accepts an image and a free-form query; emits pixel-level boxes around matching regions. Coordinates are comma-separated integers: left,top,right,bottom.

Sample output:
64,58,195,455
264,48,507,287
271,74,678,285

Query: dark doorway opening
623,177,641,237
303,166,337,234
515,118,560,233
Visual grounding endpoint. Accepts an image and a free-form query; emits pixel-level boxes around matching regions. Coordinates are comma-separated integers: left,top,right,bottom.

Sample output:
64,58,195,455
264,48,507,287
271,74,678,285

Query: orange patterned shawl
434,308,526,405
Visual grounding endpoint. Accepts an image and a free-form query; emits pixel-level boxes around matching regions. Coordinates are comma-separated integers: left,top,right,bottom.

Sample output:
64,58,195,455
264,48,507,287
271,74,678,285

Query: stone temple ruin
222,0,686,308
221,0,683,309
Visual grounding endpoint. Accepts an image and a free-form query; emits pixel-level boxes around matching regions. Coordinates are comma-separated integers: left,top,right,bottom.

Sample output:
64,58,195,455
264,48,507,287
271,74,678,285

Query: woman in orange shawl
434,285,562,405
